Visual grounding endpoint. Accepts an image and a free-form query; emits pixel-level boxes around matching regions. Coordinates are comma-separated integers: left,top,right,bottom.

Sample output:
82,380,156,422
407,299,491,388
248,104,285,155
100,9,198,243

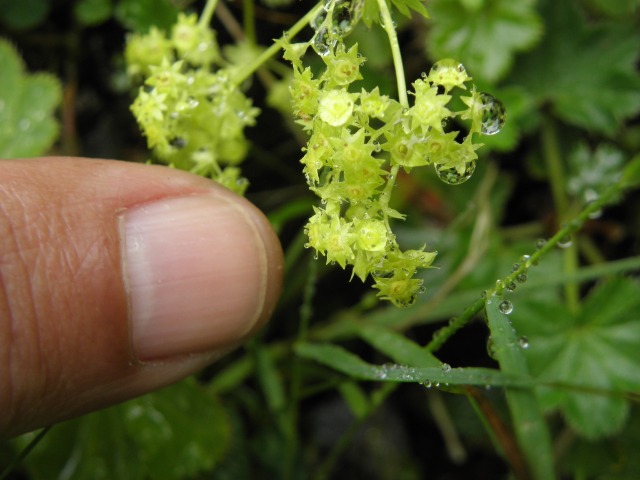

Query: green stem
426,182,623,353
199,0,220,27
376,0,408,108
313,383,395,480
541,120,580,313
0,426,52,480
233,3,324,85
285,256,318,480
243,0,256,44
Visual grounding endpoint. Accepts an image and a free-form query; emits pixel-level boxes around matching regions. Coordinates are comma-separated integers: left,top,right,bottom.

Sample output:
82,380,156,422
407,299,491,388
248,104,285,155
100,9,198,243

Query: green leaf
20,379,230,480
74,0,113,26
511,0,640,136
362,0,429,28
354,323,441,367
0,39,61,158
294,341,527,387
427,0,542,82
0,0,50,30
511,277,640,439
338,381,371,419
485,298,555,480
114,0,179,32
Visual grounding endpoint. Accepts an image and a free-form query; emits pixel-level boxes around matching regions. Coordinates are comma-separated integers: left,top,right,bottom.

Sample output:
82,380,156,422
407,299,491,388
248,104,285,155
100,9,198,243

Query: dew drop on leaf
435,160,476,185
499,300,513,315
517,336,529,349
441,363,451,373
486,336,498,360
478,93,506,135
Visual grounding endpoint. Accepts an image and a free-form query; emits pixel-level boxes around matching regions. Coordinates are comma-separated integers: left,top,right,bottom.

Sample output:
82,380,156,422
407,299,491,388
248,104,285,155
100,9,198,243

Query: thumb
0,157,283,438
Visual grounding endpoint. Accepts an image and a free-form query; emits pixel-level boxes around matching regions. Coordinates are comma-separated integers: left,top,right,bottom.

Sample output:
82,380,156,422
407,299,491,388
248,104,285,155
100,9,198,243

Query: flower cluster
282,1,505,306
125,13,259,194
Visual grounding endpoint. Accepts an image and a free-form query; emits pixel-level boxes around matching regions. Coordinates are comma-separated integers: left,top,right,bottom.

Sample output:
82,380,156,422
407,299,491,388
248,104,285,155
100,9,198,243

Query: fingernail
120,193,269,361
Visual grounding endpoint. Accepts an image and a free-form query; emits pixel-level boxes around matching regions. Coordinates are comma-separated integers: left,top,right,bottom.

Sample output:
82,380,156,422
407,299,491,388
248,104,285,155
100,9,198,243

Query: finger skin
0,157,283,438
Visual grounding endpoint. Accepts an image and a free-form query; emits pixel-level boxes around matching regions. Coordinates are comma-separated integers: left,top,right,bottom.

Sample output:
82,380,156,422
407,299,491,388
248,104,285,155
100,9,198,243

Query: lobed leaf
19,379,230,480
427,0,542,82
0,39,61,158
511,0,640,136
511,277,640,438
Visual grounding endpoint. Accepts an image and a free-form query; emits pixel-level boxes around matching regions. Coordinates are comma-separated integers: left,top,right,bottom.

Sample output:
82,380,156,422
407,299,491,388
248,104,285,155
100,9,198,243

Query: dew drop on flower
311,10,327,30
477,93,506,135
312,28,332,56
517,336,529,349
435,160,476,185
499,300,513,315
331,4,352,35
441,363,452,373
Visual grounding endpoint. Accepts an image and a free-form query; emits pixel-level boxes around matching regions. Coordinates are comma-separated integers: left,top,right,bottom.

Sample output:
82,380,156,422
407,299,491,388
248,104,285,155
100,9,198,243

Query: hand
0,157,283,438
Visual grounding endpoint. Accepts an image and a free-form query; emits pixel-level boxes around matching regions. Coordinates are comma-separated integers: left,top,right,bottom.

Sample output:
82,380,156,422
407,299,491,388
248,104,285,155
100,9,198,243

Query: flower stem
233,3,324,85
199,0,220,27
376,0,408,108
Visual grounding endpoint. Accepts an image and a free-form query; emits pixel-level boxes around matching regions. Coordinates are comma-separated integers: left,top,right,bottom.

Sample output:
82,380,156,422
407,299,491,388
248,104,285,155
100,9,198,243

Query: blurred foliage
0,39,61,158
2,0,640,479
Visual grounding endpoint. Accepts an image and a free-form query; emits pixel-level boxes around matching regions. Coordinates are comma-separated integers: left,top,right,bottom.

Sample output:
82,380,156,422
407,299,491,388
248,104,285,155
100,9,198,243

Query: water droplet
519,254,531,267
558,234,573,249
486,336,498,360
312,28,332,56
423,380,432,388
499,300,513,315
332,3,353,35
441,363,451,373
478,93,506,135
169,137,187,148
495,279,505,291
506,281,517,292
18,118,31,131
536,239,547,250
512,263,521,272
435,160,476,185
311,10,327,30
518,336,529,349
516,273,528,284
420,72,427,79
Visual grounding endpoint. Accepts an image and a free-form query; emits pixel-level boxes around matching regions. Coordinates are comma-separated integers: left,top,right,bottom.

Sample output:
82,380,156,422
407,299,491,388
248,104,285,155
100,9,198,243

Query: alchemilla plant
4,0,640,479
126,0,506,307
